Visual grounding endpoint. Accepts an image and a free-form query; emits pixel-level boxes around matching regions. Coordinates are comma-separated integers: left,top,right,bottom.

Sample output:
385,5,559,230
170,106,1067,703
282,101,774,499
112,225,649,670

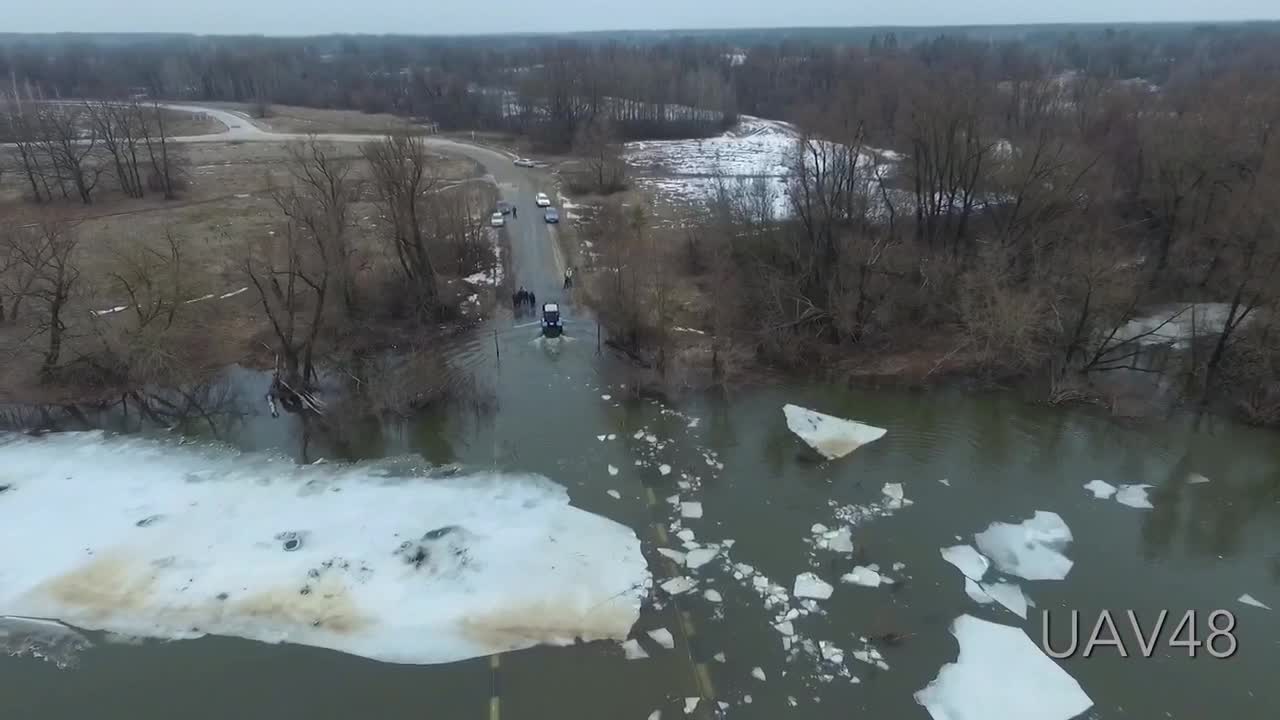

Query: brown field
202,102,424,135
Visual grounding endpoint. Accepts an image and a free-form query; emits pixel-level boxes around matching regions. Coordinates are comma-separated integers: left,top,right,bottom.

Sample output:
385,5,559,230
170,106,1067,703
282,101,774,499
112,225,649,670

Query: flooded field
3,305,1278,720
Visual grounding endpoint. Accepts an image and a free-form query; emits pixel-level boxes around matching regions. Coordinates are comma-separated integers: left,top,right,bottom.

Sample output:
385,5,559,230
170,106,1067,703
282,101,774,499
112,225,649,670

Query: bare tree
86,99,146,198
362,132,441,318
280,137,357,317
571,114,628,194
134,100,182,199
40,105,103,204
4,217,81,376
244,221,329,390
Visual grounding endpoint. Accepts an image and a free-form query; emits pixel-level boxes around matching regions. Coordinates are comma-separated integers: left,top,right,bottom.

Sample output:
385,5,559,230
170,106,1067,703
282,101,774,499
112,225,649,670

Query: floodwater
3,300,1279,720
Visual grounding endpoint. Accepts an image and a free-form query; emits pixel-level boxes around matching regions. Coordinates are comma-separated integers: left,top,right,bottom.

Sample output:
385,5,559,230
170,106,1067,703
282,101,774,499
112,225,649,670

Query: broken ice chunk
606,489,622,500
661,577,696,595
608,464,619,476
974,511,1074,581
914,615,1092,720
811,523,830,534
964,578,994,604
938,478,951,486
685,547,719,569
751,667,767,681
1187,473,1211,484
713,651,726,662
774,621,795,636
648,627,675,649
704,589,723,603
782,404,886,460
634,431,646,440
892,562,906,572
659,464,672,476
621,638,649,659
841,566,882,587
681,502,704,519
1114,484,1154,510
827,528,854,553
1083,480,1117,499
981,582,1029,619
657,548,687,564
743,695,753,703
677,529,696,542
683,697,699,714
607,434,617,441
941,545,990,582
794,572,835,600
601,394,612,401
597,434,607,442
1238,593,1271,610
648,711,661,720
881,483,905,501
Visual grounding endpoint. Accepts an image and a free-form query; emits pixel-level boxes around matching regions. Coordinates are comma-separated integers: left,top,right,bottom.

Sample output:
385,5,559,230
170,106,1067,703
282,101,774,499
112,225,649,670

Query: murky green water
4,304,1278,719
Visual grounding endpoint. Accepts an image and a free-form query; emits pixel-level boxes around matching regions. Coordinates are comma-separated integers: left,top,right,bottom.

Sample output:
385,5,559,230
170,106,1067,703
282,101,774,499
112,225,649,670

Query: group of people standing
512,286,537,311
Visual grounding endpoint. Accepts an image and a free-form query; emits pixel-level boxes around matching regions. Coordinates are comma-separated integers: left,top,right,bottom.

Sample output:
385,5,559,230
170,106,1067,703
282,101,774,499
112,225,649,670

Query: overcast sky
7,1,1277,36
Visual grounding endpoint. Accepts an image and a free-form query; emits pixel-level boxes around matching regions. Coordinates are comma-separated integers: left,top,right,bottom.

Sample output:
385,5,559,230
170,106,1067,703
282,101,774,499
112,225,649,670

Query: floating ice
982,582,1029,619
703,589,722,603
1238,594,1271,610
607,465,619,476
743,695,752,703
1114,485,1154,510
811,523,830,534
657,548,687,564
941,545,990,582
774,621,795,636
782,404,886,460
1082,480,1117,499
794,572,834,600
648,627,675,649
841,566,882,588
974,511,1074,581
648,711,660,720
677,529,696,543
882,483,905,502
751,666,767,681
1187,473,1211,485
607,434,617,441
939,478,951,487
684,698,699,714
661,577,696,595
659,464,672,476
621,638,649,659
915,615,1092,720
827,528,854,553
713,651,726,662
607,490,622,500
681,502,704,519
0,432,650,665
0,616,93,669
685,548,720,570
597,435,607,442
965,578,994,604
601,394,612,401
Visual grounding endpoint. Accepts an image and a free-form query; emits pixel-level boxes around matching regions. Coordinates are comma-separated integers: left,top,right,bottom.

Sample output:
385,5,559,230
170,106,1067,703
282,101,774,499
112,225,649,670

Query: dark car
496,200,514,215
544,207,560,223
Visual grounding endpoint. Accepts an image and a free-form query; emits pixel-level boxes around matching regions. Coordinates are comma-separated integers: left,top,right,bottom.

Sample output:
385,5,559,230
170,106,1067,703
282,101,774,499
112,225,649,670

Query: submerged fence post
494,327,500,361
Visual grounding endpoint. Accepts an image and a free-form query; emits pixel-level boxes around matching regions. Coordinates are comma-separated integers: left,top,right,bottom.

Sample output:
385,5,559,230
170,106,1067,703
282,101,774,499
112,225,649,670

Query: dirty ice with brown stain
0,431,650,665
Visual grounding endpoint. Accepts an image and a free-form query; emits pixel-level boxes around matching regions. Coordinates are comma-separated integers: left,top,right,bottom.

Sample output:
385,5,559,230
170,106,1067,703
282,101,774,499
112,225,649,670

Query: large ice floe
0,431,650,665
782,404,887,460
916,615,1093,720
974,511,1074,581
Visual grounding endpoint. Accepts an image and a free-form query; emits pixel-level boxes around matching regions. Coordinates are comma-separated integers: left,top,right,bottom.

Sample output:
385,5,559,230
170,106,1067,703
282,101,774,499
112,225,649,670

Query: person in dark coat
529,291,536,310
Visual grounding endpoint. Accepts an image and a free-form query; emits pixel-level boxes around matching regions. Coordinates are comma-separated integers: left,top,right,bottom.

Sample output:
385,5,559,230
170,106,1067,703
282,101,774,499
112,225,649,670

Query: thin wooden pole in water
494,327,500,361
596,322,601,355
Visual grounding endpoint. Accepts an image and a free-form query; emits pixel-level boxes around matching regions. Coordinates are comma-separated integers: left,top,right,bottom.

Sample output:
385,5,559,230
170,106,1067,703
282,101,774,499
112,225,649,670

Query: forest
2,23,1279,425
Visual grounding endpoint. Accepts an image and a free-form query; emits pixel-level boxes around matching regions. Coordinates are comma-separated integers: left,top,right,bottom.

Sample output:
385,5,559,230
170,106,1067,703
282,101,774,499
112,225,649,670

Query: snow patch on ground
0,431,649,665
783,404,886,460
915,615,1092,720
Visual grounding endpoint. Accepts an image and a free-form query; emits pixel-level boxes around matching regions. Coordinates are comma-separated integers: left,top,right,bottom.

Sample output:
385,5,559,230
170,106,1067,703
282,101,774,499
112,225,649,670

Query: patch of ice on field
782,404,886,460
915,615,1092,720
0,431,649,665
974,511,1074,581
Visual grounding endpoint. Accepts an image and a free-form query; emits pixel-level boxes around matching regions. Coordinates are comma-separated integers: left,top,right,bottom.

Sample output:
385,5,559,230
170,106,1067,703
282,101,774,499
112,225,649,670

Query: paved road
161,104,568,306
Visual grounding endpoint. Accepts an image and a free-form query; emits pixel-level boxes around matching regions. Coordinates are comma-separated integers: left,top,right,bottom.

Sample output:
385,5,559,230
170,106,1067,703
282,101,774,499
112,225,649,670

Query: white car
490,212,505,227
535,192,552,207
514,158,535,168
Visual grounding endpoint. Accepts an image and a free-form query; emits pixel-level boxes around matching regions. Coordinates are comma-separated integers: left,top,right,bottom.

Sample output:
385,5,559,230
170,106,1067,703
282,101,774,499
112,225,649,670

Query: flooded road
4,306,1279,719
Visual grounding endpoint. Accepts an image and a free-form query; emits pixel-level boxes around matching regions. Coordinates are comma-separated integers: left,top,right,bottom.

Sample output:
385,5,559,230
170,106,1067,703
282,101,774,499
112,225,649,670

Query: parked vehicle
544,207,560,223
535,192,552,207
496,200,513,215
514,158,535,168
490,212,505,227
